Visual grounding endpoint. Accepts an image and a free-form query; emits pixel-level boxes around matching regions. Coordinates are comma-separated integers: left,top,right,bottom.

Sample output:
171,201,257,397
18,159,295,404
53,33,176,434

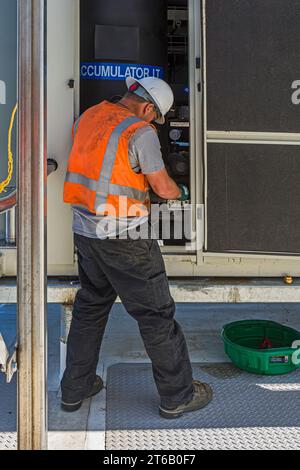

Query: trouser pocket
148,272,173,310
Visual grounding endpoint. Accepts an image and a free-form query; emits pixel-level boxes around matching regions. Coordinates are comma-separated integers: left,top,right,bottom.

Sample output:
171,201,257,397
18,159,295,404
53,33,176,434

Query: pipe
0,190,16,214
17,0,47,450
0,160,57,217
5,206,16,244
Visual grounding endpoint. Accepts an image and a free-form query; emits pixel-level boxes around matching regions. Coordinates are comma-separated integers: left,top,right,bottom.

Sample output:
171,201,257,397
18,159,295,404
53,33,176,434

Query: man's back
71,102,165,239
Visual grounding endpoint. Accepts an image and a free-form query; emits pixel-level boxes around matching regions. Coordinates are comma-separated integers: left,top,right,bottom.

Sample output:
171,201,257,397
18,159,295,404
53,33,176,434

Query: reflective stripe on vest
66,116,149,211
65,172,148,202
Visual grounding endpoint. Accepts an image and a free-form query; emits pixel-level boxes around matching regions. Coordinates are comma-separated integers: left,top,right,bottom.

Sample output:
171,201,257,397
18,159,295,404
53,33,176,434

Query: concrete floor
1,302,300,450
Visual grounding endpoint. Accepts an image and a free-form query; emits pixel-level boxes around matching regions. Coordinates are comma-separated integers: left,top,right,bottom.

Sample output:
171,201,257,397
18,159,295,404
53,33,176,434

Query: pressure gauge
168,152,189,176
169,129,181,141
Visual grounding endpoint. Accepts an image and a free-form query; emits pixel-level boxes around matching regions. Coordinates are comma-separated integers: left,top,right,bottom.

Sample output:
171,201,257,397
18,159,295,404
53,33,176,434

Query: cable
0,103,17,194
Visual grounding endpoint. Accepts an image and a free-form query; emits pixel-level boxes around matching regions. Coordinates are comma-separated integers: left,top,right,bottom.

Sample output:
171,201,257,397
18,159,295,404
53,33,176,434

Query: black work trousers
61,233,194,408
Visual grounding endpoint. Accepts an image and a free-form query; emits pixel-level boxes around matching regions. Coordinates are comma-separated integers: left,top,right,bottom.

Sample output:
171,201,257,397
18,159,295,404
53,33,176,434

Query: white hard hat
126,76,174,125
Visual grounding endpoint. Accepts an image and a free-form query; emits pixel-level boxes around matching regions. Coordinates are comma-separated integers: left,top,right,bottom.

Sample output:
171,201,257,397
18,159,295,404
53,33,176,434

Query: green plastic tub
221,320,300,375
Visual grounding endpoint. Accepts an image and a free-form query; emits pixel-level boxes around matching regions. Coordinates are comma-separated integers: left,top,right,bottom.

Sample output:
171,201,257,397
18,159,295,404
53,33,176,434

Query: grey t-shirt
72,126,164,239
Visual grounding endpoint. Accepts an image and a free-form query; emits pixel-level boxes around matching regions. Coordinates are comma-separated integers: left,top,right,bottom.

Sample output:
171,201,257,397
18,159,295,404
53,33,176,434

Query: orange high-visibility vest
64,101,151,217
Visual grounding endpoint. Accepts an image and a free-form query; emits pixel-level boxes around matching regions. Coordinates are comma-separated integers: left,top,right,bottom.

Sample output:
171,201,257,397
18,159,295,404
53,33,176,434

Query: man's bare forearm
146,168,181,200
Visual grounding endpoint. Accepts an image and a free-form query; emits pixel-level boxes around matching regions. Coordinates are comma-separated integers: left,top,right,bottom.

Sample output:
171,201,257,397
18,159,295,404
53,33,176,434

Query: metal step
106,363,300,450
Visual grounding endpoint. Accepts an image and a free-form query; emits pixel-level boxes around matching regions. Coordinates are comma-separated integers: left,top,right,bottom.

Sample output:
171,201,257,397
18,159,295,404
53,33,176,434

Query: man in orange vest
61,77,213,418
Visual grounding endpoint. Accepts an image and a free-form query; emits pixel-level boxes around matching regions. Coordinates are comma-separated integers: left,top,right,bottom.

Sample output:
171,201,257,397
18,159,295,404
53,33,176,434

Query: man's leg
88,237,194,409
61,234,117,404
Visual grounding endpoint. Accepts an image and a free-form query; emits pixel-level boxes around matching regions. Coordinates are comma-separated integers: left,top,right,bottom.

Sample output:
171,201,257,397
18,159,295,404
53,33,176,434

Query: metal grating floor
2,363,300,450
0,375,17,450
106,363,300,450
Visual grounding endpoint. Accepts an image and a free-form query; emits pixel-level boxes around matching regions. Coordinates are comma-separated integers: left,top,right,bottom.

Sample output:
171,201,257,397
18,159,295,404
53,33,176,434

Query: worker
61,76,213,418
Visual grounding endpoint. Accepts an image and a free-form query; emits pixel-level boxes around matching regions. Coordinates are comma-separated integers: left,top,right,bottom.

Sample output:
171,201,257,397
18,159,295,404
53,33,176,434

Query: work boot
159,380,213,419
61,375,104,412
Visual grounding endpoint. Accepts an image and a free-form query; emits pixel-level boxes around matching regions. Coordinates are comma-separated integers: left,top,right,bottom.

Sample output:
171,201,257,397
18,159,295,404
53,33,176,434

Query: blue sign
80,62,165,81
